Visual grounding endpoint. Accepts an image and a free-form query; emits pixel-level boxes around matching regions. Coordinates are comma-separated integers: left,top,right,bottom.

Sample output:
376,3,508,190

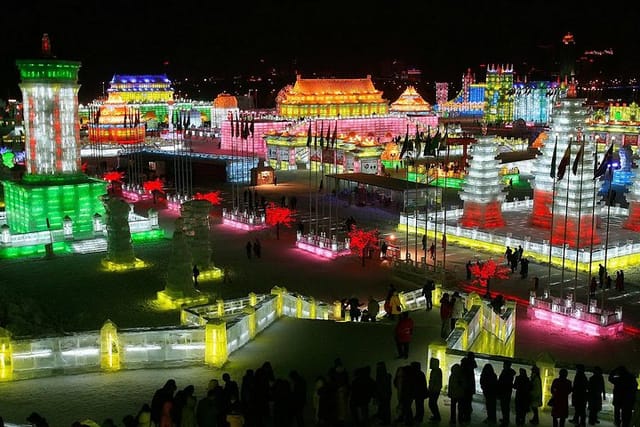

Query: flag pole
405,155,410,261
560,137,573,300
601,158,614,309
588,136,598,306
442,126,449,272
424,160,429,266
308,120,313,236
547,136,559,298
433,145,439,271
573,134,585,299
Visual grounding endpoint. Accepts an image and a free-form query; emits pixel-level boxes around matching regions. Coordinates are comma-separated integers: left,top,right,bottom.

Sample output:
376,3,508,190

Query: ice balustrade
1,288,329,381
3,284,514,382
426,347,617,417
295,231,351,258
222,208,267,229
226,316,251,355
400,202,639,266
399,287,515,348
118,327,205,367
528,292,623,337
121,184,153,202
12,332,101,378
0,207,158,248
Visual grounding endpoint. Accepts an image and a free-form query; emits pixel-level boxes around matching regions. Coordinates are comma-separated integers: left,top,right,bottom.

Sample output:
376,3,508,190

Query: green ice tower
3,35,107,236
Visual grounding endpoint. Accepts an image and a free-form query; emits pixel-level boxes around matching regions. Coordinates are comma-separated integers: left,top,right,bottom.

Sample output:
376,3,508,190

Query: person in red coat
550,368,573,427
395,312,414,359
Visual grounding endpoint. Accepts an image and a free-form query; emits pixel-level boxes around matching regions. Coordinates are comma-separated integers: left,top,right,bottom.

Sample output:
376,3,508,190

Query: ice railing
1,285,508,383
529,294,621,327
295,231,351,259
0,287,331,382
0,206,159,248
399,201,638,266
221,208,267,227
399,287,516,351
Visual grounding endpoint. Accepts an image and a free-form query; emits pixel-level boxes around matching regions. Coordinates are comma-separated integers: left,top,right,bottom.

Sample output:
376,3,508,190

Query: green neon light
0,242,71,259
16,60,81,83
2,152,15,168
431,177,464,189
131,229,165,242
2,177,107,234
502,173,531,189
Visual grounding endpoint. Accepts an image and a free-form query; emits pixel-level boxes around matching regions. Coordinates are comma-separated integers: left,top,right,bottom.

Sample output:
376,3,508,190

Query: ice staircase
70,238,108,254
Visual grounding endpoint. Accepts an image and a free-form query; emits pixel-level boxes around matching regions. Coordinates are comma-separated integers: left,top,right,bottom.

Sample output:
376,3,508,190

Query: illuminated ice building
512,81,563,125
436,68,485,118
87,96,145,145
226,77,437,167
529,91,600,247
2,36,107,239
81,74,213,134
484,64,514,124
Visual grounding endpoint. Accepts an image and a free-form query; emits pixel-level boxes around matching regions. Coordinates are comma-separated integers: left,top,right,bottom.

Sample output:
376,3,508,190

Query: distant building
82,74,214,134
276,75,389,119
435,83,449,107
588,102,640,147
87,96,145,145
484,64,514,124
211,93,239,129
436,69,485,118
390,86,432,113
108,74,174,103
512,81,564,124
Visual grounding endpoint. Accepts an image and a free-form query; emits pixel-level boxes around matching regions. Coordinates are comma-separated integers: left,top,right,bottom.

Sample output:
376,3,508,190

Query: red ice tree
347,226,380,266
103,171,124,183
103,171,125,194
194,191,222,205
143,178,164,193
143,178,165,203
468,259,511,297
265,202,295,240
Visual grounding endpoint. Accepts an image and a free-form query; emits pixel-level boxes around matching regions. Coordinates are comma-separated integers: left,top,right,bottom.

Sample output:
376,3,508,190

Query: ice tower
2,35,107,234
549,97,600,248
531,94,584,229
458,136,505,228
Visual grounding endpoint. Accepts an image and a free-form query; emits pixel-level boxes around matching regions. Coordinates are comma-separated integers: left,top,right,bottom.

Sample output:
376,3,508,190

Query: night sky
1,0,638,103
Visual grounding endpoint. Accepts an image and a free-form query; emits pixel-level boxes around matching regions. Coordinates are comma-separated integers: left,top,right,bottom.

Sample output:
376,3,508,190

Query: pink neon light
222,218,267,231
531,307,623,337
121,189,152,202
296,241,351,259
220,121,288,156
167,200,182,211
531,190,553,229
219,116,439,156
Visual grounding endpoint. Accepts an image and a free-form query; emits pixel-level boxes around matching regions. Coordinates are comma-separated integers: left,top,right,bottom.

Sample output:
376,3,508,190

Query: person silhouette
192,265,200,288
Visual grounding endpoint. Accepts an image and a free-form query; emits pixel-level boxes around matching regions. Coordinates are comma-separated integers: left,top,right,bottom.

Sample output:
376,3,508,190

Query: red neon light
347,225,380,258
103,171,125,183
551,214,600,248
468,259,511,289
193,191,222,205
460,200,505,228
143,178,164,193
531,190,553,229
623,202,640,231
265,202,295,227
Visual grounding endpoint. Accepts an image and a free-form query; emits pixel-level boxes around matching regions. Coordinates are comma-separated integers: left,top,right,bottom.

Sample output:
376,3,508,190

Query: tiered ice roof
459,136,506,204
